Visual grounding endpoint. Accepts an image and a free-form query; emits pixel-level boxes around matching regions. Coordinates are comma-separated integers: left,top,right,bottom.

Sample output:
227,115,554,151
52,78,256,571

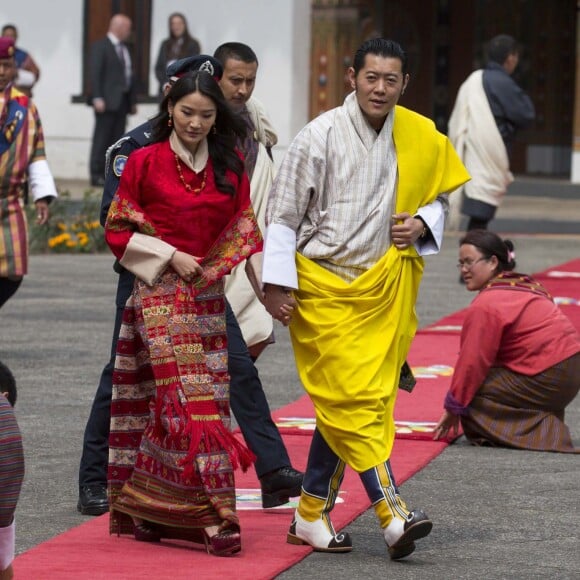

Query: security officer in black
77,55,303,516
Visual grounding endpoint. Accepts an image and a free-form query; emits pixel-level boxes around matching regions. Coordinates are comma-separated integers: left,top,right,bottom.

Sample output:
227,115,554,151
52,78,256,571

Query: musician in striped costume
0,36,57,310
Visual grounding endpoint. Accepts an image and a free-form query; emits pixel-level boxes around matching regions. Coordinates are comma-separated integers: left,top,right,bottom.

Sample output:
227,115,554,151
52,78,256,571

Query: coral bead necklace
174,153,206,194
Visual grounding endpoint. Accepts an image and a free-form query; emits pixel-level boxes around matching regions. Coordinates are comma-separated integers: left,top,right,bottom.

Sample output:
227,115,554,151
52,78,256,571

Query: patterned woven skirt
0,395,24,527
108,271,253,538
460,352,580,453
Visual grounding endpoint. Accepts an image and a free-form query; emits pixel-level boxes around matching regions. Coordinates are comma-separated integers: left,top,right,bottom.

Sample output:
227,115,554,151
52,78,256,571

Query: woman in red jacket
435,229,580,452
105,70,262,555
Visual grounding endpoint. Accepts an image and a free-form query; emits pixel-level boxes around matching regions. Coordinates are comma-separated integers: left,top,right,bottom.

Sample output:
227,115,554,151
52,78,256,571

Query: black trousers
0,278,23,310
463,197,497,232
467,217,490,231
78,269,290,489
89,99,129,180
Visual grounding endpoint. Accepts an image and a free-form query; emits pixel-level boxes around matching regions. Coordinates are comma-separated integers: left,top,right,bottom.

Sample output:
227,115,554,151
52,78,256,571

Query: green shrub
26,189,107,254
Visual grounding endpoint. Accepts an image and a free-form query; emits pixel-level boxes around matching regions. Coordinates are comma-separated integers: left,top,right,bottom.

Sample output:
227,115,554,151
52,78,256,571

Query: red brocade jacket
105,140,262,480
446,274,580,414
105,140,262,278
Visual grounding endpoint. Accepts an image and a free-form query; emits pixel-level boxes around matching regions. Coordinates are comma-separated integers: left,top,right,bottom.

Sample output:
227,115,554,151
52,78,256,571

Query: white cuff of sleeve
0,520,15,572
119,232,176,286
413,199,445,256
29,160,58,202
16,69,36,87
262,223,298,289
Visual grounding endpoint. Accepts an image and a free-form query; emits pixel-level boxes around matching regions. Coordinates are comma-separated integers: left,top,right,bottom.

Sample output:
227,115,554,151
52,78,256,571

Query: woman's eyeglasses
456,257,488,270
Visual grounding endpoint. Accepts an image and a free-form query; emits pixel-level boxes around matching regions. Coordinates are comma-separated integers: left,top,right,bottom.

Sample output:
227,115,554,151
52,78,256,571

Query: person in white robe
214,41,305,504
215,42,277,360
224,96,276,358
447,34,534,231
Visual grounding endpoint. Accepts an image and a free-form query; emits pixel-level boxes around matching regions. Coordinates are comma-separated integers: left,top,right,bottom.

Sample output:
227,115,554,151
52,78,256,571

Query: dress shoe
287,510,352,552
77,484,108,516
260,466,303,508
383,509,433,560
203,529,241,557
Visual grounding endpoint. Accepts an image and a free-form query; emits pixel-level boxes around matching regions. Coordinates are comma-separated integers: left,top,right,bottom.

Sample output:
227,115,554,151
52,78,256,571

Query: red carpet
272,330,462,442
533,258,580,328
426,258,580,333
14,436,448,579
14,259,580,579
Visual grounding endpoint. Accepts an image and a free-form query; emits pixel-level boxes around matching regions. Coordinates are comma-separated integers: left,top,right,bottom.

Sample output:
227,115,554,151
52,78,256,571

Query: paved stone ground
1,188,579,578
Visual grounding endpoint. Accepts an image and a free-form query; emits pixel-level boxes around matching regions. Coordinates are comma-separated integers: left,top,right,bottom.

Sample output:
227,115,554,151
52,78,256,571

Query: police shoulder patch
113,155,128,177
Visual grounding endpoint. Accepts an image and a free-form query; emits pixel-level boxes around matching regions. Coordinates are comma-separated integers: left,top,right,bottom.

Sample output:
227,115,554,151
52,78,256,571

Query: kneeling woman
435,230,580,452
105,70,261,555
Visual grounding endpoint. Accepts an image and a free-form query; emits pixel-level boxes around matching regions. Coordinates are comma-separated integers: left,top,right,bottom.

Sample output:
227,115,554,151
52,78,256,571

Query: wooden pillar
309,1,367,118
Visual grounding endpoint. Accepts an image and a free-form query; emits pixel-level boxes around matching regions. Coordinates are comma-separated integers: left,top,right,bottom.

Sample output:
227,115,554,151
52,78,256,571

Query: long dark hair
150,71,247,196
460,229,516,273
168,12,193,41
164,13,198,60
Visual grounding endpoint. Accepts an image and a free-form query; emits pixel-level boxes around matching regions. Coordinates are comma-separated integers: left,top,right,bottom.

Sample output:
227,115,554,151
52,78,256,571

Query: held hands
391,213,425,249
433,409,460,441
170,250,203,282
263,284,296,326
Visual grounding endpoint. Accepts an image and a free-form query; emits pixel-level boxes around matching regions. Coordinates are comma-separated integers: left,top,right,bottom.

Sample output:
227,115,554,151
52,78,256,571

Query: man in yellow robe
262,38,470,560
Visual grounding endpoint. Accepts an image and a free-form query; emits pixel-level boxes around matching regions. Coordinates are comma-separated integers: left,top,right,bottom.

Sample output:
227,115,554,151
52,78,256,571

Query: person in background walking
447,34,534,232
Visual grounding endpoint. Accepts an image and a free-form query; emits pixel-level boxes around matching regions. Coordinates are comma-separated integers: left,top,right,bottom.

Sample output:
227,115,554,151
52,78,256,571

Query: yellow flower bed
27,190,108,254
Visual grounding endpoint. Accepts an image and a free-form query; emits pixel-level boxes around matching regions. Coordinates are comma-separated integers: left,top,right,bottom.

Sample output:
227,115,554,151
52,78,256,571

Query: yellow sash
290,249,422,471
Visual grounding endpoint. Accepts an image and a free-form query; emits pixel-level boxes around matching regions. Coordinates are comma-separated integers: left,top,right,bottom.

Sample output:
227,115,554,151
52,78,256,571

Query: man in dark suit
88,14,137,186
